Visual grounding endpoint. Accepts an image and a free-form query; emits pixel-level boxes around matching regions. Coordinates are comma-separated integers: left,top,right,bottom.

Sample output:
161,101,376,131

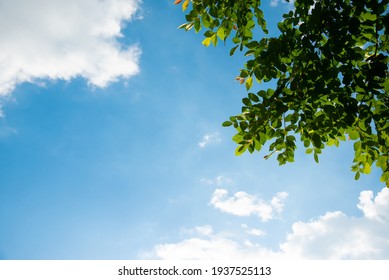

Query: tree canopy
175,0,389,187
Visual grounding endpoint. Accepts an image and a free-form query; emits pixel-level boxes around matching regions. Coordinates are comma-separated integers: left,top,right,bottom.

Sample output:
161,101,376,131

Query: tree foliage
176,0,389,187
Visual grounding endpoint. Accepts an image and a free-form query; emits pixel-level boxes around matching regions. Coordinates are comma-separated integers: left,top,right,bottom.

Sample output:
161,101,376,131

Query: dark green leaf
314,153,319,163
312,133,322,148
222,121,233,127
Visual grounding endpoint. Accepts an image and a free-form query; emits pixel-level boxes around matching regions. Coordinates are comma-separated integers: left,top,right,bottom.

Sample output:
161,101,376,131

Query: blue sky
0,0,388,260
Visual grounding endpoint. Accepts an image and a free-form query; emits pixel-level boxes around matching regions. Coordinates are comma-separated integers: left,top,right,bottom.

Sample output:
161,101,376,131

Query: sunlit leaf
182,0,189,11
348,130,359,140
246,76,253,90
235,145,247,156
217,27,226,40
202,37,212,47
363,162,372,174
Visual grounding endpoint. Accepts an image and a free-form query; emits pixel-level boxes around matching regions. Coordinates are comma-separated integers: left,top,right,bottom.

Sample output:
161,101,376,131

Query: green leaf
246,41,259,49
203,30,214,37
239,69,249,78
232,37,240,44
361,12,377,21
222,121,233,127
381,171,389,183
254,139,262,151
248,92,259,102
230,45,239,56
353,140,362,152
242,98,251,107
327,138,339,147
277,153,287,165
232,133,244,144
314,153,319,163
194,19,201,32
303,139,311,148
176,0,389,185
312,133,322,148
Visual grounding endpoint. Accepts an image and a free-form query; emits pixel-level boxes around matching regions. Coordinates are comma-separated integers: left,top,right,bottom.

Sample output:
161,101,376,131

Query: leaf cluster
177,0,389,186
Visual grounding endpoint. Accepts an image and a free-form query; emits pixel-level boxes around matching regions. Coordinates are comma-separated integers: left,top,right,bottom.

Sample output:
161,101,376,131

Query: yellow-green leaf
246,76,253,90
182,0,189,11
348,130,359,140
380,171,389,183
217,27,226,40
202,37,212,47
327,138,339,147
235,145,247,156
210,34,218,46
363,162,372,174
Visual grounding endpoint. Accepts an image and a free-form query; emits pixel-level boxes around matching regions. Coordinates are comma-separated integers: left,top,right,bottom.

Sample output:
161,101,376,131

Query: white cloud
198,132,221,148
153,237,245,260
0,0,141,97
357,190,389,221
150,188,389,260
210,188,288,222
153,236,281,260
280,188,389,259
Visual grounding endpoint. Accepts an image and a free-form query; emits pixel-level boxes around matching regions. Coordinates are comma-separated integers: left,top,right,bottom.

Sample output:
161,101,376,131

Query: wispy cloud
270,0,295,8
150,188,389,259
198,132,221,148
201,175,232,186
194,225,213,237
241,224,266,237
0,0,141,98
0,124,18,138
179,225,214,237
210,188,288,222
